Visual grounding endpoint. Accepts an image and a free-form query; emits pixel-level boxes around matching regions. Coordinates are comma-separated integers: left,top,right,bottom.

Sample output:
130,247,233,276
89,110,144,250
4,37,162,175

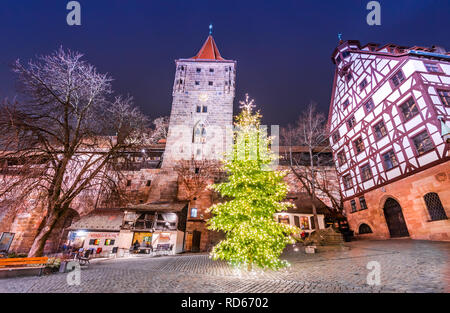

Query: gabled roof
191,35,226,61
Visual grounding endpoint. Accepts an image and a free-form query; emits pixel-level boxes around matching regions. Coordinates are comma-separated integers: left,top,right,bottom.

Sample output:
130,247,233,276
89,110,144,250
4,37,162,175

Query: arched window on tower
193,123,207,144
424,192,447,221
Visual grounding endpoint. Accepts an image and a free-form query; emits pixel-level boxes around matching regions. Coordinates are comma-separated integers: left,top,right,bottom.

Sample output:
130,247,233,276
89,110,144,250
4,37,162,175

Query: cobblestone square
1,240,449,293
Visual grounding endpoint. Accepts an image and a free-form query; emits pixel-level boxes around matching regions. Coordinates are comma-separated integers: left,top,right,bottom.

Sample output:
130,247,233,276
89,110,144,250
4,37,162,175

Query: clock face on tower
199,94,208,102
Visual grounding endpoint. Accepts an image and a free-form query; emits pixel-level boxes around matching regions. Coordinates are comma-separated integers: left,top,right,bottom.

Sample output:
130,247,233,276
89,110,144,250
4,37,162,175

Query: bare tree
0,47,149,256
149,116,169,144
173,159,221,201
281,102,332,231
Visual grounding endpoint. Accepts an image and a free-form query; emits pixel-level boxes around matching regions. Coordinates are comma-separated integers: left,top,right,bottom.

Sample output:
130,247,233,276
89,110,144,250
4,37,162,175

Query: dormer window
425,63,441,73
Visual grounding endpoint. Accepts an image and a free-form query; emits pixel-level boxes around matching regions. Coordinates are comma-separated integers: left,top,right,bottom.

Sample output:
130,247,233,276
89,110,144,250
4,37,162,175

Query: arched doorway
383,198,409,238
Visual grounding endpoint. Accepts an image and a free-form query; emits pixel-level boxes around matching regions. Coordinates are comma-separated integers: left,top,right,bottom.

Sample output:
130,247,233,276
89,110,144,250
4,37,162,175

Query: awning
126,201,188,213
68,208,123,232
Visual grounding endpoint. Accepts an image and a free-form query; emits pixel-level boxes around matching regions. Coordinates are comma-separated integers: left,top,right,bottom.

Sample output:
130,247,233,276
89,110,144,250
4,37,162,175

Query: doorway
383,198,409,238
191,230,201,252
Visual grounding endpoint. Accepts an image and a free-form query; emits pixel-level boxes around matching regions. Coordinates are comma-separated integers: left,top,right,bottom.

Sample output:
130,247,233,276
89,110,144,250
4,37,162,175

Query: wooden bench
0,257,49,278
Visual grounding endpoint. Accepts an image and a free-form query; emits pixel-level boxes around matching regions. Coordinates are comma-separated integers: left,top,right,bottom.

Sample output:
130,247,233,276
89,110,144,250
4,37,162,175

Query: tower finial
209,23,213,35
338,33,343,42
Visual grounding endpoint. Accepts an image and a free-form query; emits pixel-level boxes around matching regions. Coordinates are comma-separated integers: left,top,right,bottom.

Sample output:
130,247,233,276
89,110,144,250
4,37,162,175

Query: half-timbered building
328,40,450,241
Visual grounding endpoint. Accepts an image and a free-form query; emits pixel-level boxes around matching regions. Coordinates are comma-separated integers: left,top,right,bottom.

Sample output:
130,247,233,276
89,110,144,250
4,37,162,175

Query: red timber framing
327,40,450,202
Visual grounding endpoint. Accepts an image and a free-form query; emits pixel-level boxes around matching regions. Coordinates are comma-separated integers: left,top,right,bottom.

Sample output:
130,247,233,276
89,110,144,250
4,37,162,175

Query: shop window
89,239,100,245
400,97,419,121
424,192,447,221
190,208,198,218
373,120,387,140
412,131,434,155
104,239,115,246
278,215,290,224
309,217,315,230
300,217,310,230
294,216,300,227
358,223,372,234
382,150,398,170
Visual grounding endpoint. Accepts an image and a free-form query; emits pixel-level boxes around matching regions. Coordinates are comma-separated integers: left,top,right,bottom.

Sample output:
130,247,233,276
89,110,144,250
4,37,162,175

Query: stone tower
162,32,236,167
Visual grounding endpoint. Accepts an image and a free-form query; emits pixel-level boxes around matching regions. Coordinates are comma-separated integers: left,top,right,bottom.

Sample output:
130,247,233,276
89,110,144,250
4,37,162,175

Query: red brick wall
345,161,450,241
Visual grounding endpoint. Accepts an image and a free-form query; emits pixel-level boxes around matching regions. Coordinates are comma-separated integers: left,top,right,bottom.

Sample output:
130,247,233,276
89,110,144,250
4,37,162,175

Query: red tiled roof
191,35,226,61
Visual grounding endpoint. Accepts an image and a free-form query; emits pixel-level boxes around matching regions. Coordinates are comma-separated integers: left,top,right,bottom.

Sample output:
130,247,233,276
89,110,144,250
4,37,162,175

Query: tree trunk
309,149,320,232
28,208,63,257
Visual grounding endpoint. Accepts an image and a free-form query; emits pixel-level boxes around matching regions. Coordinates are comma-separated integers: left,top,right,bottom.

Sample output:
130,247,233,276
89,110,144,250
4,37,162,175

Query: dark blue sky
1,0,449,125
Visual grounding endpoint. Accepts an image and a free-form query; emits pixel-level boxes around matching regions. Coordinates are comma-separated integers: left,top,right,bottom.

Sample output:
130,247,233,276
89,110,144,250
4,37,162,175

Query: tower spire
209,23,213,35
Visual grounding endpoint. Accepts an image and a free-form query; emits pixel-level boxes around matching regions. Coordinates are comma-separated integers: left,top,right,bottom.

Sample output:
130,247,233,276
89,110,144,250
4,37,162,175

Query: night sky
1,0,450,126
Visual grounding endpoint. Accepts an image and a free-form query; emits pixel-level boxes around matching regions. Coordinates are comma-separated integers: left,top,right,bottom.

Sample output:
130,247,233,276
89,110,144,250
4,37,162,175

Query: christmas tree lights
207,94,297,271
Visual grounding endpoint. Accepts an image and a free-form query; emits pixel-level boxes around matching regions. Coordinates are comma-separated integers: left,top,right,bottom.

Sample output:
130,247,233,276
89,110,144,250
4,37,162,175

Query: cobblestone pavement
1,240,449,293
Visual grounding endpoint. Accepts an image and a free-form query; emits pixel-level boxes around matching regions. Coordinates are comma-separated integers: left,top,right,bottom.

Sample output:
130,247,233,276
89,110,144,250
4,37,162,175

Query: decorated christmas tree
207,94,297,271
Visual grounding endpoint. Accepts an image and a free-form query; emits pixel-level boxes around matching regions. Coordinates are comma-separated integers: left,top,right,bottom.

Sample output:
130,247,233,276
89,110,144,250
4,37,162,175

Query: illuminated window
300,217,310,230
382,150,398,170
278,215,290,225
437,90,450,106
89,239,100,245
337,151,346,167
190,208,198,218
373,120,387,140
343,174,352,189
354,137,364,154
360,164,373,181
400,97,419,121
412,131,434,155
104,239,115,246
359,223,372,234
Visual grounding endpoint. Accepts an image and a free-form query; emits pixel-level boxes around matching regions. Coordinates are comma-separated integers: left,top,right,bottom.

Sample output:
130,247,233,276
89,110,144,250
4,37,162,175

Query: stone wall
345,161,450,241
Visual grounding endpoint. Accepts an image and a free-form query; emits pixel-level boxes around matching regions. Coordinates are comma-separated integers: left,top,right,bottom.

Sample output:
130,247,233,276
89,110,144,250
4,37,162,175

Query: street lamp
438,116,450,143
